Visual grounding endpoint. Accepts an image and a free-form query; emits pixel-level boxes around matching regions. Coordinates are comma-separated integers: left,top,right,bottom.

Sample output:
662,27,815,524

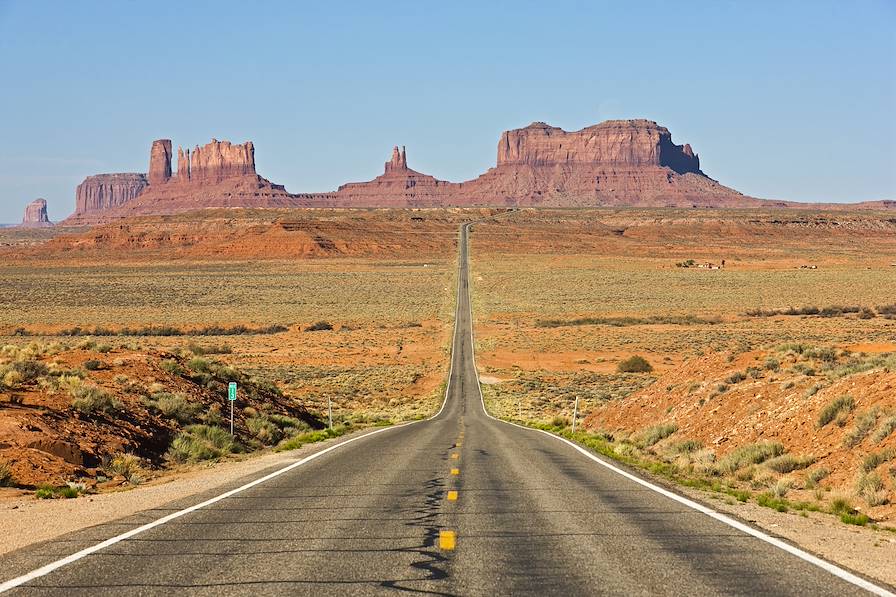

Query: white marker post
228,382,237,436
327,396,333,430
571,395,579,434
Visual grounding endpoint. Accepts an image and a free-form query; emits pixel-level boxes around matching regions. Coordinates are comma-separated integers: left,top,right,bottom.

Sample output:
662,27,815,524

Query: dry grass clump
843,409,879,447
716,442,785,475
872,416,896,444
764,453,815,474
166,425,237,463
862,448,895,473
856,472,889,507
144,392,202,424
634,423,677,448
817,395,855,428
0,461,15,487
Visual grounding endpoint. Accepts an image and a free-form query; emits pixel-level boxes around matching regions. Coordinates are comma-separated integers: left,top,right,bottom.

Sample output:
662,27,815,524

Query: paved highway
1,224,889,595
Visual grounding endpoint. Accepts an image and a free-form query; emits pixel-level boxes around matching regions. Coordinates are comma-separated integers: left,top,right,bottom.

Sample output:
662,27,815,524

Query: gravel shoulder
682,482,896,588
0,426,388,557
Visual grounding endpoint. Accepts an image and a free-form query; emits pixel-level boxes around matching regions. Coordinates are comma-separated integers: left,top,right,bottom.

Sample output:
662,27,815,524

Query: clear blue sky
1,0,894,222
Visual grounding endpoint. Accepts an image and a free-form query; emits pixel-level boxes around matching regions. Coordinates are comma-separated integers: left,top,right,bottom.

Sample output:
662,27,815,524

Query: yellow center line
451,453,459,459
451,468,460,475
439,530,456,551
447,490,458,501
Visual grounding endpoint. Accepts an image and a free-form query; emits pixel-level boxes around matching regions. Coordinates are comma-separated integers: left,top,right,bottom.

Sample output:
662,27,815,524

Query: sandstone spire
149,139,172,185
188,139,256,183
177,146,191,181
385,145,408,173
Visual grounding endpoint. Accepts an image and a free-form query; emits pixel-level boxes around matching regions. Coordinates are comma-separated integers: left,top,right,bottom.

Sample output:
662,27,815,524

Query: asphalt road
1,224,888,595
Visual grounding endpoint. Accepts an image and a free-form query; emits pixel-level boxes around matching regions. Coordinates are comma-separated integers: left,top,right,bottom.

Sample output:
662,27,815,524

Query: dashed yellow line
451,453,459,460
451,468,460,475
439,530,456,551
447,490,458,501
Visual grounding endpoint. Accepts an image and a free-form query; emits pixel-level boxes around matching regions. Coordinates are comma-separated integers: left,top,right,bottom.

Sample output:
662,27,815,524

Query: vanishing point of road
1,224,891,596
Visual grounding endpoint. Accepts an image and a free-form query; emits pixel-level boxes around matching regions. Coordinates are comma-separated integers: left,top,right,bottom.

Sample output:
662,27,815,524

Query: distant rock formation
496,120,701,173
74,173,149,214
331,145,455,207
148,139,172,185
20,198,52,227
60,118,892,223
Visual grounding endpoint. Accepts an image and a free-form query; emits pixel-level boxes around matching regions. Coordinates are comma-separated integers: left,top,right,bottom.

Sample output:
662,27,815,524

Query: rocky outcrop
189,139,256,183
148,139,172,185
20,198,52,227
74,173,148,214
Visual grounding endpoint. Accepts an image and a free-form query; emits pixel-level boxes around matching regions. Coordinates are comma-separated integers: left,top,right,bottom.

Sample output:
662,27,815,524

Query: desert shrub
305,321,333,332
876,304,896,316
160,359,185,375
202,404,224,426
146,392,202,424
268,414,310,434
764,357,780,371
857,472,888,506
617,355,653,373
872,416,896,444
246,416,283,445
670,439,702,454
550,416,570,428
803,347,838,362
843,409,878,447
10,359,49,383
841,512,870,526
817,395,855,428
770,477,793,498
725,371,746,384
0,461,15,487
35,484,80,499
187,357,211,373
71,385,121,415
105,453,145,485
83,359,103,371
862,448,895,473
756,492,788,512
186,342,232,355
804,384,824,398
635,423,677,447
167,425,236,463
858,307,876,319
764,453,815,473
805,467,830,488
716,442,785,474
746,367,763,379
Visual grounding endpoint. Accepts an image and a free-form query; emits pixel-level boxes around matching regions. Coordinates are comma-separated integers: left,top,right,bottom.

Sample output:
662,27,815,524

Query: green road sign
228,382,237,401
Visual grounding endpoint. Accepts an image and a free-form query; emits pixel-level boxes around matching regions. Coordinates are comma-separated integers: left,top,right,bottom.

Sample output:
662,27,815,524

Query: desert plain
2,206,896,581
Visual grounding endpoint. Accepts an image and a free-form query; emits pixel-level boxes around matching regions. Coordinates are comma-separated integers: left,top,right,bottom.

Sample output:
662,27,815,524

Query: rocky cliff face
74,173,149,214
148,139,172,185
497,120,701,174
21,198,52,227
188,139,256,183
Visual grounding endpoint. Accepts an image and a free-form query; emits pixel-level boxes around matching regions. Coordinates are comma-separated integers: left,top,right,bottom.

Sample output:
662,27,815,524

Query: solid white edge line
0,227,468,593
463,225,895,597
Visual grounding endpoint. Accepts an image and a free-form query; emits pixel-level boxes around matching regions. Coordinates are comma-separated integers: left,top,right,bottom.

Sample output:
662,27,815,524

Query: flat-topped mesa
74,173,148,214
188,139,256,183
21,198,52,227
497,119,701,174
384,145,408,173
148,139,172,184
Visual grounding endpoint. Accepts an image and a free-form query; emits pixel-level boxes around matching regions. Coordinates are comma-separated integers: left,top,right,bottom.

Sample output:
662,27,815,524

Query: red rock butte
20,198,53,227
60,119,894,224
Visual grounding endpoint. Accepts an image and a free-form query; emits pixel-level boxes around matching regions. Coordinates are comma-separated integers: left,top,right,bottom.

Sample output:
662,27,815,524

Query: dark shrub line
13,324,289,337
745,304,895,319
535,315,720,328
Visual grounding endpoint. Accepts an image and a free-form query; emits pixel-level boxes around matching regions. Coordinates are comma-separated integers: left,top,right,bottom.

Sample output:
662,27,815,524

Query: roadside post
328,396,333,430
228,382,237,435
571,395,580,434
